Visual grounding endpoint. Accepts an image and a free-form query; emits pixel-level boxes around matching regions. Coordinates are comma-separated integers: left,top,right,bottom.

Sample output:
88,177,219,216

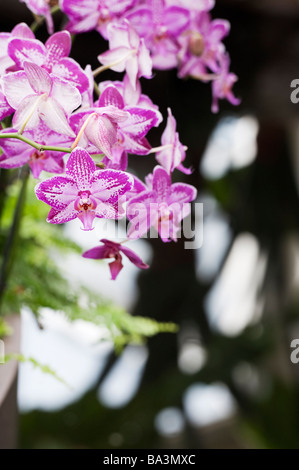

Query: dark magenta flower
83,238,149,280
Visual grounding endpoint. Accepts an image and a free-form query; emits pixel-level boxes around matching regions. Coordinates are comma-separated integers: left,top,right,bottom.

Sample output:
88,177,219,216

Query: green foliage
0,176,177,349
4,354,68,386
0,317,11,339
67,299,178,353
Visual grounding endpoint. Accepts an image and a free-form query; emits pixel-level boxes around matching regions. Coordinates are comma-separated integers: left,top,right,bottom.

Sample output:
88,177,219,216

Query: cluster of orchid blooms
0,0,239,280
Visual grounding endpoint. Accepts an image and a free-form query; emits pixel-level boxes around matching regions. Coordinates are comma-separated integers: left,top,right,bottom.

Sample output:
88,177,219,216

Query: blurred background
2,0,299,449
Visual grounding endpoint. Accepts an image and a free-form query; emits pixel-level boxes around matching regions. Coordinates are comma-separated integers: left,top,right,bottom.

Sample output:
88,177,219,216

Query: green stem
92,50,135,78
94,80,101,97
30,5,60,33
0,133,72,154
0,169,29,312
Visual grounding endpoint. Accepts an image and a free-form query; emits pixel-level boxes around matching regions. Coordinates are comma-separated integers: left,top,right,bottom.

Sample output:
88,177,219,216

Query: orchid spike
83,238,149,280
35,147,133,230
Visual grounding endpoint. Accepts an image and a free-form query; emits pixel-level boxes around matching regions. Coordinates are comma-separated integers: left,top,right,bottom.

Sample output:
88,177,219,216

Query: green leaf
3,353,69,386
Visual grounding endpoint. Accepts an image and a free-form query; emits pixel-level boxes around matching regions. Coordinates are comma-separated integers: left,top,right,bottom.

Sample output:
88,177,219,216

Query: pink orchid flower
127,165,197,242
70,85,160,160
97,20,152,90
7,31,89,93
3,61,81,136
177,11,230,79
83,238,149,280
35,147,133,230
126,0,190,70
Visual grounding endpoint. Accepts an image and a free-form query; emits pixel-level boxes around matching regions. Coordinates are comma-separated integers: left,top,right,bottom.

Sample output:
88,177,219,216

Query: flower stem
0,133,72,154
0,168,29,312
30,5,60,33
92,50,134,78
94,80,101,97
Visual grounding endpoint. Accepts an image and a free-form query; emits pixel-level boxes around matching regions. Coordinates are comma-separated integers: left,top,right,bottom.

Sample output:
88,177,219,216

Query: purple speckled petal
98,86,124,109
65,147,96,190
168,182,197,205
51,58,89,93
47,203,78,225
119,135,151,155
45,31,71,67
121,107,159,138
8,38,46,69
94,201,125,219
90,169,133,204
35,175,78,211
